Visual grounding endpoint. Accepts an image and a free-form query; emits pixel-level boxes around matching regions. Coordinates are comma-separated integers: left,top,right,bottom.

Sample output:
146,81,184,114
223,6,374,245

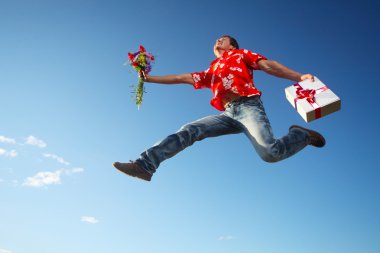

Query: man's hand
300,74,315,82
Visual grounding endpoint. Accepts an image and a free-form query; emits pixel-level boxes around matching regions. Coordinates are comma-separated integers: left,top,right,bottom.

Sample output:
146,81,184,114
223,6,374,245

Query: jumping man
113,35,325,181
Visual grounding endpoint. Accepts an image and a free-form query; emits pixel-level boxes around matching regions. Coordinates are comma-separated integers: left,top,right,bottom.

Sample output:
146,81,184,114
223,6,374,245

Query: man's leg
229,96,324,163
114,114,242,180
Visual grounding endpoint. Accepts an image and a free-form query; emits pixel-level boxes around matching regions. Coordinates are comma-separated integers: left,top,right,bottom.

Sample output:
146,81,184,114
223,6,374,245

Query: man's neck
215,48,234,58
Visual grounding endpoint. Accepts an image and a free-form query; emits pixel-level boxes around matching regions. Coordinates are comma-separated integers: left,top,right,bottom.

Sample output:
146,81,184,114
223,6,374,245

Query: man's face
213,36,233,56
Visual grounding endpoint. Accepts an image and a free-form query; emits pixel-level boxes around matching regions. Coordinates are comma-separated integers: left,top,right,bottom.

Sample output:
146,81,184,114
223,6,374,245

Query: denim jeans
135,96,310,174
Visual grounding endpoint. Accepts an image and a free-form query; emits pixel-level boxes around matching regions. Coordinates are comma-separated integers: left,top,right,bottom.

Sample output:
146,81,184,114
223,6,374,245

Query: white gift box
285,77,341,122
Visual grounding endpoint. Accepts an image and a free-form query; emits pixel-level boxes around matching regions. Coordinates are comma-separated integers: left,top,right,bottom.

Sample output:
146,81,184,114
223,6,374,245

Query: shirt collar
211,49,237,65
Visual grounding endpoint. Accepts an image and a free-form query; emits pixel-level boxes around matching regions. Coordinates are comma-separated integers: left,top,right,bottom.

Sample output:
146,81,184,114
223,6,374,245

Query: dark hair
222,35,239,49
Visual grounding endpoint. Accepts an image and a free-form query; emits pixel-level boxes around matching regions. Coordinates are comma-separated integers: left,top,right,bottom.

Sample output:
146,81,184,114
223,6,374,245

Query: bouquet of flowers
127,45,155,109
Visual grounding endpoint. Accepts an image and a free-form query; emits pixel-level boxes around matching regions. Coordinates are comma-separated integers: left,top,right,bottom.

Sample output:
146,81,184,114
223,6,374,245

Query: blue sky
0,0,379,252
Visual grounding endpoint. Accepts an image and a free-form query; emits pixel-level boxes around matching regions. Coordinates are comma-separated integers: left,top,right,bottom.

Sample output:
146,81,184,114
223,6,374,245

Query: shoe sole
290,125,326,148
112,162,152,181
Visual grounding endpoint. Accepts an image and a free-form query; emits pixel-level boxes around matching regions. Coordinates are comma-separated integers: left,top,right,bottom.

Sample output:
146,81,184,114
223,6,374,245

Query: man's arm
142,72,195,85
258,60,314,82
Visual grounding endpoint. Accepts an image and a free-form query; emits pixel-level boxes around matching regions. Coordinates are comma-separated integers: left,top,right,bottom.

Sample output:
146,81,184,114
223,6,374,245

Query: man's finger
302,74,315,82
307,75,315,82
139,70,146,80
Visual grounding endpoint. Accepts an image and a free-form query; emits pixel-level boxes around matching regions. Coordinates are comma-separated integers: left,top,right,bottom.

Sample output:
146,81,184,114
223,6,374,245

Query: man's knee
257,144,284,163
177,124,205,146
259,153,280,163
179,123,204,139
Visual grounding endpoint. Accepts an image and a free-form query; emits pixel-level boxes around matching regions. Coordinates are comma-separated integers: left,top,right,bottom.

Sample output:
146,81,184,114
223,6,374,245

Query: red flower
128,52,134,61
139,45,146,52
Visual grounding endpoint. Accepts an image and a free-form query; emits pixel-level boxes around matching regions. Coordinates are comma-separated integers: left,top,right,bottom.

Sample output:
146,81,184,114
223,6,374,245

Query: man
113,35,325,182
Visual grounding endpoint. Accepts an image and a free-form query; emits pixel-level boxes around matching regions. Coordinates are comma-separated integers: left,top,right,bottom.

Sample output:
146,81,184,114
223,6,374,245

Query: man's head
213,35,239,57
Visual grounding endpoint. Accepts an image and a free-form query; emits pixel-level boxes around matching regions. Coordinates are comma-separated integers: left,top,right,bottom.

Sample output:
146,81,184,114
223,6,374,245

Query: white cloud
218,235,235,241
0,149,5,155
81,216,99,224
43,153,70,165
0,148,18,158
65,167,84,175
0,249,12,253
22,167,84,188
0,136,16,144
25,135,47,148
9,150,18,157
23,170,62,187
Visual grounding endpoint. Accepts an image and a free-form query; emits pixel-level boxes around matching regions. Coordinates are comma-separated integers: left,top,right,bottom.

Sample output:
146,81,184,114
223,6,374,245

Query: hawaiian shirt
191,49,267,111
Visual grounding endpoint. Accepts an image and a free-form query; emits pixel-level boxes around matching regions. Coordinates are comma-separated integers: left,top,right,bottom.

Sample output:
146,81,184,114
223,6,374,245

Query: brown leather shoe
112,161,152,181
290,125,326,148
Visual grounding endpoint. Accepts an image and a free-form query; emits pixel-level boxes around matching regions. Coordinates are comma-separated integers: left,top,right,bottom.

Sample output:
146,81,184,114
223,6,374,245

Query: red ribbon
293,83,328,119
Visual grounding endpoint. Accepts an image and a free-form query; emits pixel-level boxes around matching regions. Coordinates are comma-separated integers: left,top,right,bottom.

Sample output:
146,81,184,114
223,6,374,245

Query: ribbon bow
293,83,328,119
296,88,316,101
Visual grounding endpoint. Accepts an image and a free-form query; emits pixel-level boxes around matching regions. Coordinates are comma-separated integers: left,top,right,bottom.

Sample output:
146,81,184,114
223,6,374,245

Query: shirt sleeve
242,49,267,70
191,68,212,89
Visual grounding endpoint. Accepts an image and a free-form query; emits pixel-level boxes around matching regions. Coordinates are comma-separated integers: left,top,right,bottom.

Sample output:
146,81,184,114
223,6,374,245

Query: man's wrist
294,74,303,82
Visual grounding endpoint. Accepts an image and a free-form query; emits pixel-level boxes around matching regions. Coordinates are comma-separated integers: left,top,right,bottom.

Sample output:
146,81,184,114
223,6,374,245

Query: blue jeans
135,96,310,174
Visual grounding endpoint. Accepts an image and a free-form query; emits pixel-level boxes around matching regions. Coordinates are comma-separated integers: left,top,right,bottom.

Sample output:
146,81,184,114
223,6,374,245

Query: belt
223,94,261,108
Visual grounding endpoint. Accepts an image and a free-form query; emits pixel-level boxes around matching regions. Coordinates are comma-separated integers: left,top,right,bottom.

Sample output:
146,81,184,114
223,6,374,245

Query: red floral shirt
191,49,267,111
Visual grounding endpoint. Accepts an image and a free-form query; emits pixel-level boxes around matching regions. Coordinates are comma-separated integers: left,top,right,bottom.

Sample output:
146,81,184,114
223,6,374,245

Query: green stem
135,77,144,109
